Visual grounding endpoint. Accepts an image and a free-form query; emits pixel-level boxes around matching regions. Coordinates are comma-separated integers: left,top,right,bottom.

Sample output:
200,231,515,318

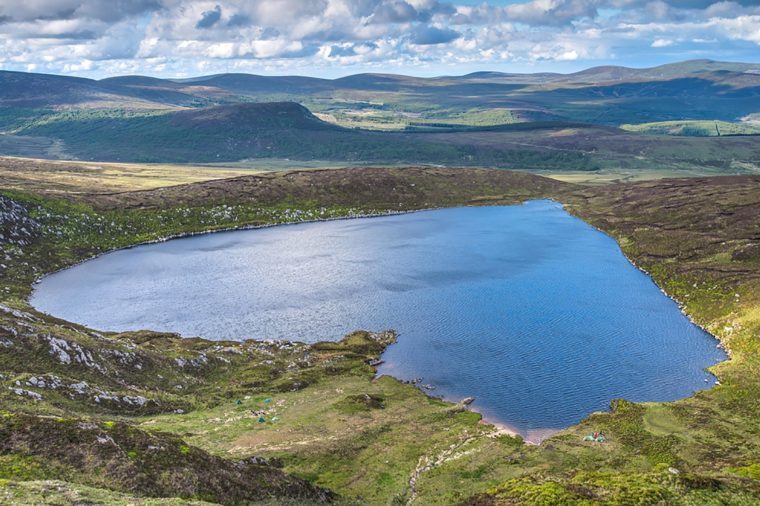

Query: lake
31,200,726,439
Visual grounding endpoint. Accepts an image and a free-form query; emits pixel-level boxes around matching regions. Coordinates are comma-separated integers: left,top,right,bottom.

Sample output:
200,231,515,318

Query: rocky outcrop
0,413,335,504
0,196,40,247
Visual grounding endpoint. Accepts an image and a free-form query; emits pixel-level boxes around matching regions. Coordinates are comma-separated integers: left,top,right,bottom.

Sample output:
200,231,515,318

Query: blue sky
0,0,758,78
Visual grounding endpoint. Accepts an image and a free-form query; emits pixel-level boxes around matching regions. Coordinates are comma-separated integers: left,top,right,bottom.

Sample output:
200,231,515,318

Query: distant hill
10,101,610,168
0,59,758,168
557,60,759,83
99,75,187,89
9,100,759,174
169,101,338,130
176,73,332,94
15,102,352,163
0,71,115,108
0,70,200,109
1,58,757,113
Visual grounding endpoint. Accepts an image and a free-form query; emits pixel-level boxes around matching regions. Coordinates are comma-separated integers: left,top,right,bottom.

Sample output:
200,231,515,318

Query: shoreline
30,207,440,291
29,199,550,292
478,418,560,445
24,198,731,450
564,205,731,362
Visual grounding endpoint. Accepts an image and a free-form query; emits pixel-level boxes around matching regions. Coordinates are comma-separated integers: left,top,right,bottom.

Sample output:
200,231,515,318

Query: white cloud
62,59,94,72
0,0,757,77
717,15,760,43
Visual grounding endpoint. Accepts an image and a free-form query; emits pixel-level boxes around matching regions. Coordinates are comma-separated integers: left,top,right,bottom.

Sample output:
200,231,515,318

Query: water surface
32,201,726,438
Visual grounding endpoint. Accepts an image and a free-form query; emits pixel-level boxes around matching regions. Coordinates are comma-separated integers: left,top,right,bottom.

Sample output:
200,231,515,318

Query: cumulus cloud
371,1,420,23
504,0,600,27
196,5,223,29
0,0,757,77
411,25,461,45
0,0,161,23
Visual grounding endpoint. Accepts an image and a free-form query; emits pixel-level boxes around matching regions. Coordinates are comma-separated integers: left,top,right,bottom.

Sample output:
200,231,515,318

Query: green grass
0,455,59,482
12,105,598,169
142,374,488,503
621,120,760,137
727,463,760,481
7,102,760,174
642,404,685,437
0,480,217,505
0,108,53,133
0,169,759,504
318,107,521,131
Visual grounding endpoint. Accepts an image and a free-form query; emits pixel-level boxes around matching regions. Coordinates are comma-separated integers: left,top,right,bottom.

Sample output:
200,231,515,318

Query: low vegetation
2,103,758,176
2,60,758,128
0,156,259,195
621,120,760,136
0,164,758,504
2,62,760,177
315,107,521,131
5,103,596,169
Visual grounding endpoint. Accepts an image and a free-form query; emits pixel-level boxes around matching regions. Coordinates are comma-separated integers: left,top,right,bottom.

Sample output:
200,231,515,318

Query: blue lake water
32,201,726,439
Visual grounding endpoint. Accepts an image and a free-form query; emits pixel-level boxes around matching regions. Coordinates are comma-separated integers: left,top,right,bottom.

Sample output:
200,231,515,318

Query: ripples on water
32,200,726,438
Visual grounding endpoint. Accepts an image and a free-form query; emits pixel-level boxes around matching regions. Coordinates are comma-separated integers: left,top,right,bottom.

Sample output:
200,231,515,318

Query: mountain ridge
2,58,759,110
0,59,757,166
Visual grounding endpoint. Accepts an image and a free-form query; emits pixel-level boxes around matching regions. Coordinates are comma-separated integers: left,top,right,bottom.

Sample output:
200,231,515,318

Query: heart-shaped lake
31,200,726,439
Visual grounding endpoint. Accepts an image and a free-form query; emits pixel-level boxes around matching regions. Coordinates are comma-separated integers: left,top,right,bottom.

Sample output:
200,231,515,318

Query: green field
622,120,760,136
315,107,521,131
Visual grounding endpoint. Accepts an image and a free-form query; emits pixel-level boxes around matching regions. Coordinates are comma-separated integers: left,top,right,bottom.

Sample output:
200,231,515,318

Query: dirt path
406,432,483,505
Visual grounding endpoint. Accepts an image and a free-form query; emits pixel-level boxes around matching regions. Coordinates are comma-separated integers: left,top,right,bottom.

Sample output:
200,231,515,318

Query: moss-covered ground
0,165,758,504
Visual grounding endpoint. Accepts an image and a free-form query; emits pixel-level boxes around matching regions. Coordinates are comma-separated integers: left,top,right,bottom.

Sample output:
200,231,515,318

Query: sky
0,0,758,79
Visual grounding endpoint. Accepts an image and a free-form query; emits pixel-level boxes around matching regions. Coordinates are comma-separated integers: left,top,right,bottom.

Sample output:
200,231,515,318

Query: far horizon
6,57,760,82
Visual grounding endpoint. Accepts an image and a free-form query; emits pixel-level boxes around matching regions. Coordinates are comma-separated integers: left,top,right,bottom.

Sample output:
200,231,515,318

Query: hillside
557,59,760,84
0,167,571,503
0,71,199,109
85,166,570,210
621,120,760,136
0,59,757,127
175,73,332,94
9,103,599,168
0,59,756,172
0,166,758,504
4,102,757,175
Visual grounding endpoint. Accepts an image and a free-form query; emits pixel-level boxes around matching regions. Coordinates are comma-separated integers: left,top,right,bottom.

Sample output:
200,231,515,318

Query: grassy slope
460,176,760,504
86,166,568,210
6,104,758,176
1,480,217,505
621,120,760,137
0,168,566,504
12,104,598,170
0,156,262,195
417,126,760,173
0,167,759,504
